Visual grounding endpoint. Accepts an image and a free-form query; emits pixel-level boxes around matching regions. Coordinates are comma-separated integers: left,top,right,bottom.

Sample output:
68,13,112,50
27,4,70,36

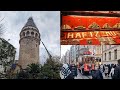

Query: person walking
61,64,74,79
109,65,116,78
92,64,103,79
104,65,109,77
69,64,78,78
108,64,111,77
100,64,104,73
112,59,120,79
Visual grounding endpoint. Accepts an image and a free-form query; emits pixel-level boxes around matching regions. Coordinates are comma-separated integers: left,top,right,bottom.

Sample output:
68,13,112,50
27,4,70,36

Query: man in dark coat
70,64,78,78
108,64,111,77
112,59,120,79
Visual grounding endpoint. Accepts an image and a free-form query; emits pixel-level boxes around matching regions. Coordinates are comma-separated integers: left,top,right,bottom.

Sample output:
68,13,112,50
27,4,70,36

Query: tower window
26,31,30,36
23,32,25,36
31,32,34,36
36,44,37,47
35,33,38,37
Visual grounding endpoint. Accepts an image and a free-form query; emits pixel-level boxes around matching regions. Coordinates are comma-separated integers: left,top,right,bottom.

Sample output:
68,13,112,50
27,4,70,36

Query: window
23,32,25,36
114,49,117,59
31,32,34,36
109,51,111,60
35,33,38,37
105,53,106,61
26,31,29,36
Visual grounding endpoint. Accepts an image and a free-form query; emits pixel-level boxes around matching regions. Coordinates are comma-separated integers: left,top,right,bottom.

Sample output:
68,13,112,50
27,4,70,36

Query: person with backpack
112,59,120,79
92,64,103,79
60,63,74,79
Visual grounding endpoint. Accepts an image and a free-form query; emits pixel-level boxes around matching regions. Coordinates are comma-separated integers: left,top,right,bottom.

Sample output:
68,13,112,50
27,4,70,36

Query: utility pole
41,40,52,60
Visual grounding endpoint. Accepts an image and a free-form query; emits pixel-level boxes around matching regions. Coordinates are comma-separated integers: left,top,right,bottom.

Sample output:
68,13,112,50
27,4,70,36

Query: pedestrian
108,64,111,77
104,65,109,77
100,64,104,73
92,64,103,79
91,63,95,74
61,64,74,79
70,64,78,78
112,59,120,79
103,64,105,72
109,65,116,77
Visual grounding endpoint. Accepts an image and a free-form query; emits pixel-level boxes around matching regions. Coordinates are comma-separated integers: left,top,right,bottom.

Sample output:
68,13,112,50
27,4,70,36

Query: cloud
0,11,60,64
61,45,72,58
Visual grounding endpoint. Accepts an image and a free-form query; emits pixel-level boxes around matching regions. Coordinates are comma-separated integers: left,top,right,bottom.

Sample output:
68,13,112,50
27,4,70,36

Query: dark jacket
112,65,120,79
70,65,78,77
92,69,103,79
65,73,74,79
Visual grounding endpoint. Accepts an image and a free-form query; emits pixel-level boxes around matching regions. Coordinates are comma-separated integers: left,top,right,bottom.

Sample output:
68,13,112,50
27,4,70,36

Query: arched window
35,33,38,37
31,32,34,36
23,32,25,36
26,31,29,36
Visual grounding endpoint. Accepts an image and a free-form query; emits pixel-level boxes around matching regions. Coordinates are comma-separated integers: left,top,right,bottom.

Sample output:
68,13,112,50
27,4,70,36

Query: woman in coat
92,65,103,79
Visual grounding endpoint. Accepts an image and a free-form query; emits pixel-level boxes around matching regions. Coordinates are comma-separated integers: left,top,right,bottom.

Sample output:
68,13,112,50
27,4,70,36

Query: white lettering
67,33,74,38
75,33,81,38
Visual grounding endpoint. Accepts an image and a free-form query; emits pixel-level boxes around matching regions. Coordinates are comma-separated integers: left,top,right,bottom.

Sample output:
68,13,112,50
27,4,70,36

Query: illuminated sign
61,15,120,45
83,51,92,55
61,31,119,39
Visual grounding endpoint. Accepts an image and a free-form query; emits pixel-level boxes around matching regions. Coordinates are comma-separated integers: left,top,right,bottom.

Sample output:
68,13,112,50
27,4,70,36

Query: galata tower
18,17,40,69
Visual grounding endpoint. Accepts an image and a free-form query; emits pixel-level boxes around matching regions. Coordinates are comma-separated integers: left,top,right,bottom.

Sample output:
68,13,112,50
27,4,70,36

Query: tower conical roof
22,17,39,31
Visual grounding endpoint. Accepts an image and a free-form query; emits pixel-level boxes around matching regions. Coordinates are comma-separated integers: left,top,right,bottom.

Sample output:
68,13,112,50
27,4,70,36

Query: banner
61,15,120,45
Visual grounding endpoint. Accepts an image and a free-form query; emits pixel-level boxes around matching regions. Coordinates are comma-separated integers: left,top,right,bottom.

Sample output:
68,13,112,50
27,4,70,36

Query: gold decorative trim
88,22,100,29
113,23,120,29
62,24,71,29
102,23,112,29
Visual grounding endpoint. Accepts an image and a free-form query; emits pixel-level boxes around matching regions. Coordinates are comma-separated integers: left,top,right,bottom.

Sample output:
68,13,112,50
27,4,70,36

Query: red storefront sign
83,51,92,55
61,15,120,45
62,16,120,30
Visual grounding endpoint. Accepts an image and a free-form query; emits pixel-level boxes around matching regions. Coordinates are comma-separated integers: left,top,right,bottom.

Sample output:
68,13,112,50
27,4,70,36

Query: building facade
65,50,70,64
94,45,102,61
102,45,120,64
18,17,40,69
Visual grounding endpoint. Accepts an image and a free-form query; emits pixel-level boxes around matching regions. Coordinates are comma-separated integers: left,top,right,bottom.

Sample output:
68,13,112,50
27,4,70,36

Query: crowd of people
60,63,78,79
60,59,120,79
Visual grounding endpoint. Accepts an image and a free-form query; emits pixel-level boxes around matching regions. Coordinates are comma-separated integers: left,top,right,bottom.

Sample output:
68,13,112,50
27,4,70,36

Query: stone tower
18,17,40,69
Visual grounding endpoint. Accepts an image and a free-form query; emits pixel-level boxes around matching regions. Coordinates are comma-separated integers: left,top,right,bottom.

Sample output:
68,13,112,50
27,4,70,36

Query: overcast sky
61,45,72,59
0,11,60,64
